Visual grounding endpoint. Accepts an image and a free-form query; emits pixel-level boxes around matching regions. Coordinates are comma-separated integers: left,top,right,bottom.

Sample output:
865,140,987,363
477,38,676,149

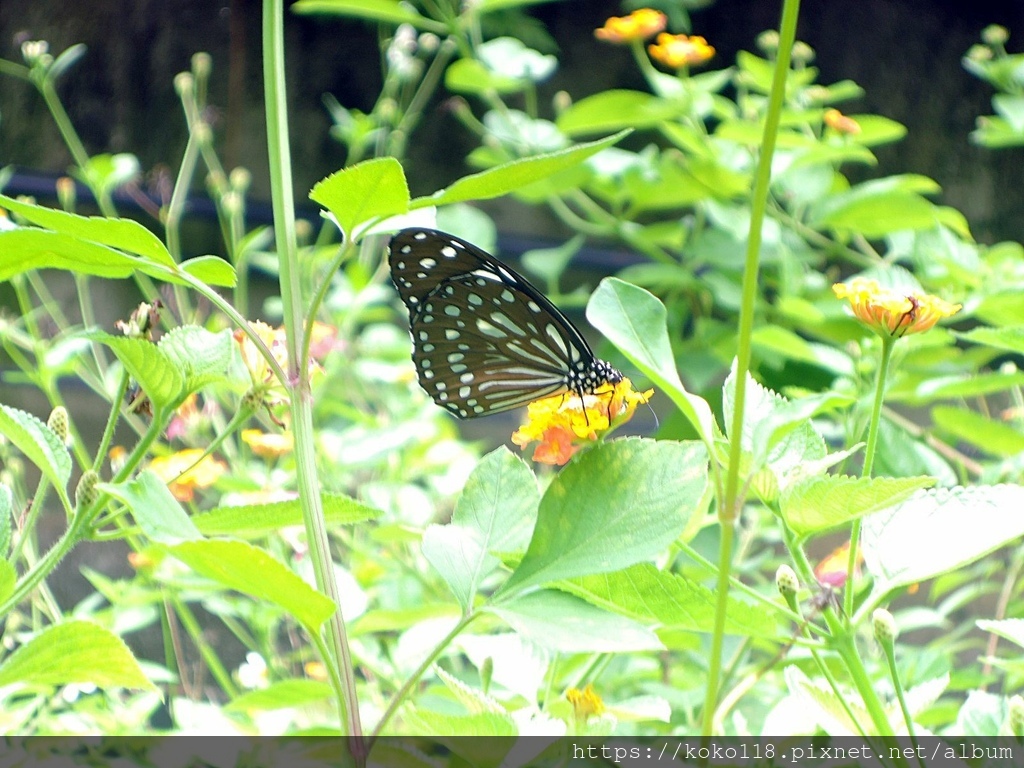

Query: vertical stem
845,335,893,616
261,0,364,753
703,0,800,738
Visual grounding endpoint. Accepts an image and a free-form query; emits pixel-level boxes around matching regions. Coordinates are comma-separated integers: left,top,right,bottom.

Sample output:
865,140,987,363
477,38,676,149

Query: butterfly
388,228,622,419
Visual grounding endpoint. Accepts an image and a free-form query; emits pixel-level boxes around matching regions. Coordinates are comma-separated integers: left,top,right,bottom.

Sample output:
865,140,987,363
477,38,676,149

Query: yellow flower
566,683,605,719
824,108,861,135
648,33,715,69
833,278,961,338
149,448,227,502
511,378,653,466
241,428,293,459
594,9,667,44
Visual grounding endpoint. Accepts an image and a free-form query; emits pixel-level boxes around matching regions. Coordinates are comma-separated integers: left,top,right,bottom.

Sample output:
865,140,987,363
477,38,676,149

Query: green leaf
226,679,333,711
423,448,538,610
445,59,526,96
166,539,336,630
488,589,663,652
291,0,437,28
780,475,934,538
0,484,10,559
310,157,410,240
180,255,237,287
977,618,1024,650
557,90,685,136
814,190,938,237
588,278,717,446
404,709,516,738
99,471,201,544
0,229,147,282
559,562,778,638
932,406,1024,457
863,485,1024,593
0,405,71,505
412,130,630,208
958,325,1024,354
0,620,153,690
916,371,1024,401
849,114,907,147
158,326,235,394
193,493,382,537
0,193,173,265
502,439,707,594
0,560,15,604
86,332,184,411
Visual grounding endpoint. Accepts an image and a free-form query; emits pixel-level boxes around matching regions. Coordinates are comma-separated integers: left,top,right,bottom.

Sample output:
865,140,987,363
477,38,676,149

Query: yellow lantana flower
594,9,667,44
833,277,961,338
648,33,715,69
511,378,652,466
149,448,227,502
824,108,861,135
566,683,605,719
241,428,293,459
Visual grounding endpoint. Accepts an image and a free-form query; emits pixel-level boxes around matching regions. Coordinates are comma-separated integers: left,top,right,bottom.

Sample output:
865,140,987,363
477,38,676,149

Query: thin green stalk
705,0,800,737
170,595,238,698
262,0,362,749
846,335,894,616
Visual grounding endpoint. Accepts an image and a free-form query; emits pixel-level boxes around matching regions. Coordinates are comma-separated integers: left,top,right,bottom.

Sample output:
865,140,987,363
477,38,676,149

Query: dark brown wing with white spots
387,228,621,418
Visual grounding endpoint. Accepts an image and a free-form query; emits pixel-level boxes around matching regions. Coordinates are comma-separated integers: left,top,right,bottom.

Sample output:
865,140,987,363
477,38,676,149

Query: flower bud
191,52,212,80
229,167,252,194
55,177,76,213
982,25,1009,46
872,608,898,645
756,30,780,53
174,72,194,97
75,470,100,511
47,406,69,446
776,564,800,597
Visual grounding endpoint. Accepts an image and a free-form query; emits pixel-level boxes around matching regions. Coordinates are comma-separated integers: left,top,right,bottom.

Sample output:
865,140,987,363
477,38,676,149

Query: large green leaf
488,589,663,652
424,448,538,611
862,485,1024,594
0,621,153,690
931,406,1024,457
291,0,439,29
193,493,381,537
158,326,235,394
0,229,148,282
557,90,686,136
559,562,778,638
310,157,410,240
780,474,934,539
166,539,337,631
501,439,707,594
0,193,173,265
0,405,71,505
588,278,717,446
226,679,333,711
86,333,184,412
412,130,630,208
100,471,201,544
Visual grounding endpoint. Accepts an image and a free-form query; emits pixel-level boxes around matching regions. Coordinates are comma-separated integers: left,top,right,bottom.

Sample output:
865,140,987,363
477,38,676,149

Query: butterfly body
388,228,622,419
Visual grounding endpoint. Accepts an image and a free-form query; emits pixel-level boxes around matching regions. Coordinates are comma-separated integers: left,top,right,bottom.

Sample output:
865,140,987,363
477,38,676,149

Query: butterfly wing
388,228,603,418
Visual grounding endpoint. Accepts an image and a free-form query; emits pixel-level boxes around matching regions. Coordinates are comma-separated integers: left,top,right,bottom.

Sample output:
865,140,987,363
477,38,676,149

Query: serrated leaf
87,332,184,411
0,193,173,265
780,475,934,538
226,679,333,711
404,709,516,739
488,589,663,652
559,562,778,638
166,539,336,630
158,326,234,393
501,439,707,594
0,621,153,690
310,157,410,240
0,229,147,282
192,493,381,537
588,279,717,446
180,255,237,287
862,485,1024,592
99,471,201,544
424,448,538,610
0,405,71,504
931,405,1024,457
412,130,630,208
434,666,505,715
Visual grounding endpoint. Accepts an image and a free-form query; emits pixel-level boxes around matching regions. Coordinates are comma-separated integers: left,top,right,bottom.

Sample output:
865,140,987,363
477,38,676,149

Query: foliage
0,0,1023,752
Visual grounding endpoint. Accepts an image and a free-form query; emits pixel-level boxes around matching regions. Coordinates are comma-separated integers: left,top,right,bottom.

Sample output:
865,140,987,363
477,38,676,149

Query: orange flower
833,277,961,338
148,448,227,502
594,9,666,44
566,683,605,719
648,33,715,69
241,428,293,459
511,378,652,466
824,108,861,135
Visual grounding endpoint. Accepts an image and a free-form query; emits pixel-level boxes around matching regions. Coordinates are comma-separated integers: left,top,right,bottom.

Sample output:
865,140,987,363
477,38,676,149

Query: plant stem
262,0,362,751
845,334,893,616
705,0,800,737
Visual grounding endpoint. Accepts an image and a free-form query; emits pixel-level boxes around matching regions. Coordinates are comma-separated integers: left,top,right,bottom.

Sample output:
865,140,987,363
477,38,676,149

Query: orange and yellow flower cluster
833,277,961,338
512,378,652,465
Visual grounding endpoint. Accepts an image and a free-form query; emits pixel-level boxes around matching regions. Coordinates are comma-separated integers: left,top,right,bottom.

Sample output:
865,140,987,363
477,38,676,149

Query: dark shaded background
2,0,1024,242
